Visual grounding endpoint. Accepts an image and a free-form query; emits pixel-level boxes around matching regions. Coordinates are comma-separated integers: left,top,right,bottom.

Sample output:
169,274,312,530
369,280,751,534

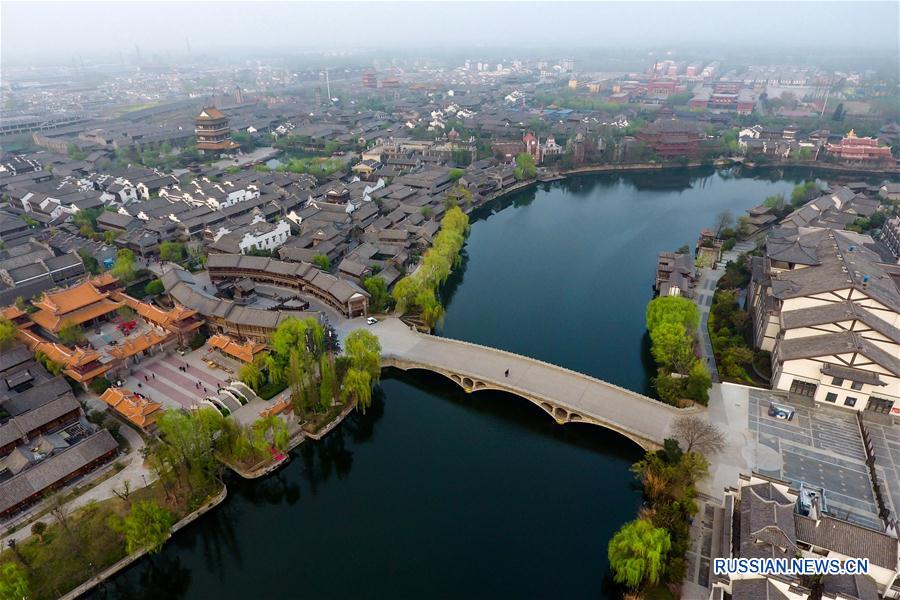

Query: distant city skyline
2,1,899,65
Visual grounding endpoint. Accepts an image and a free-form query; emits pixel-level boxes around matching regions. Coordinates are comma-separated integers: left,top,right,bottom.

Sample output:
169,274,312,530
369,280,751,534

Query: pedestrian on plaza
505,369,509,377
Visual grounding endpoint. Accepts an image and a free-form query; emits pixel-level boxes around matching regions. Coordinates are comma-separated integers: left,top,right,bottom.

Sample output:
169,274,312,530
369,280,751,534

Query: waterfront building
748,227,900,416
636,118,706,158
195,107,240,153
711,473,900,600
826,130,894,165
160,267,324,342
654,251,696,297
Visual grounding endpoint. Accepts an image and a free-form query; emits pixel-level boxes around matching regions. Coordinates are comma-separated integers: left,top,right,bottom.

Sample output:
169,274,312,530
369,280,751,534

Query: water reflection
91,554,191,600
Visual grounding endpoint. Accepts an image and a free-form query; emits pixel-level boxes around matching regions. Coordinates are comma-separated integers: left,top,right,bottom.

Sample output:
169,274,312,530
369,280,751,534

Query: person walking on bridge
504,369,509,378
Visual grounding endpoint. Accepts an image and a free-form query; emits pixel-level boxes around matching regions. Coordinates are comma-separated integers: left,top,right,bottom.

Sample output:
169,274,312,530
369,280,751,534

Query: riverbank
58,485,228,600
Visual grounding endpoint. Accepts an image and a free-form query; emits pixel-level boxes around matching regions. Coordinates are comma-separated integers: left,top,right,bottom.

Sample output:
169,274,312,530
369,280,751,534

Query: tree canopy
111,248,137,283
513,152,537,180
0,318,17,351
608,519,671,590
118,500,175,555
391,206,469,329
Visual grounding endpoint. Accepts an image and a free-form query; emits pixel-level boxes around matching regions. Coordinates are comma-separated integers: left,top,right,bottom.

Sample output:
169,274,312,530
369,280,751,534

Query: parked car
768,403,795,421
366,317,378,325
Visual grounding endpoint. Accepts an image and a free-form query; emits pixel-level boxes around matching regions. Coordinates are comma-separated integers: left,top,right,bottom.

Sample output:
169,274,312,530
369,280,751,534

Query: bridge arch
388,362,659,452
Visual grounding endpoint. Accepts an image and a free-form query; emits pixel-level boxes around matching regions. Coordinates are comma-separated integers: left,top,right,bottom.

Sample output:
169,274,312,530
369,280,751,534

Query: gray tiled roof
794,514,899,570
781,301,900,344
0,430,117,514
778,332,900,377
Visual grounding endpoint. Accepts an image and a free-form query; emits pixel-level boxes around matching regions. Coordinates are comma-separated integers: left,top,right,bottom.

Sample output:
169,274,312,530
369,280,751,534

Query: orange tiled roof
208,334,267,363
18,328,111,382
107,330,172,360
90,272,121,288
260,398,291,418
33,281,110,315
114,293,200,331
1,305,27,321
99,387,163,429
197,107,226,120
30,298,123,333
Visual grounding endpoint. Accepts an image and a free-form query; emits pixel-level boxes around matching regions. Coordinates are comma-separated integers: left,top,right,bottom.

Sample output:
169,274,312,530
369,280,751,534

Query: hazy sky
2,1,899,63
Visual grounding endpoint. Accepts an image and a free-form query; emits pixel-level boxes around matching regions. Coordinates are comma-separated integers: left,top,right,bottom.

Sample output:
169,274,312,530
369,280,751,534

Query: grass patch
0,482,220,600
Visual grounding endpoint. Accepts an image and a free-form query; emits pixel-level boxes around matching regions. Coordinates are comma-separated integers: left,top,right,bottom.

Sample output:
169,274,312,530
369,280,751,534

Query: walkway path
693,239,756,383
0,422,155,547
370,318,697,450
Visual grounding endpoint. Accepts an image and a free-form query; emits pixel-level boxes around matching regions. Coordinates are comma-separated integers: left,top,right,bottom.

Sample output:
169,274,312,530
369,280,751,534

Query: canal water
90,168,806,599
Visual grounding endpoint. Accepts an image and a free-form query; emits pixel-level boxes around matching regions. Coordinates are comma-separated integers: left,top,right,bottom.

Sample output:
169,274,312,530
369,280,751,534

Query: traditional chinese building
195,107,239,153
99,387,163,432
826,130,894,165
30,281,123,337
207,333,267,363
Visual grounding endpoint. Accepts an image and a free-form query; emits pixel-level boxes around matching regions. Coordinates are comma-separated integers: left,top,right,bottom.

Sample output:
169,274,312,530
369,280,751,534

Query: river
89,167,808,599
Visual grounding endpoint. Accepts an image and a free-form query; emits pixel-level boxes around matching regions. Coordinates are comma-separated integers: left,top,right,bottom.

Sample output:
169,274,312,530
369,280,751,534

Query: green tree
363,276,390,312
30,520,47,541
78,248,100,275
58,320,86,345
0,319,17,351
832,103,844,122
342,367,373,413
448,167,465,181
649,322,694,376
646,296,699,334
239,360,264,392
145,279,165,296
312,254,331,271
684,361,712,405
608,519,671,591
318,355,337,410
159,241,185,263
344,329,381,383
513,152,537,180
120,500,175,554
271,318,324,361
0,562,28,600
111,248,137,283
251,414,289,453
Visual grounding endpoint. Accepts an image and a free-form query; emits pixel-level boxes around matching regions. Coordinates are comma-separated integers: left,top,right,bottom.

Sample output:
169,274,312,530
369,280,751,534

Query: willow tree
607,518,671,591
119,500,175,555
252,414,289,453
238,360,264,393
342,368,373,413
345,329,381,383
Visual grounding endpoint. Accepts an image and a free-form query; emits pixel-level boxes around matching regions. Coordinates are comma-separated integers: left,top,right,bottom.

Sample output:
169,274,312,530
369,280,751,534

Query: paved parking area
747,389,894,530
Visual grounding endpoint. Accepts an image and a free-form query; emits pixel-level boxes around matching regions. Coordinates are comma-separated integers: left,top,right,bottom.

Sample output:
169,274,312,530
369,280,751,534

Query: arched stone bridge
372,318,701,451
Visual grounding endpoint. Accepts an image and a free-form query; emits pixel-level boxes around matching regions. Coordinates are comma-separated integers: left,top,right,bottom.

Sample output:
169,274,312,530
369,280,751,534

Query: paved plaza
121,350,234,410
